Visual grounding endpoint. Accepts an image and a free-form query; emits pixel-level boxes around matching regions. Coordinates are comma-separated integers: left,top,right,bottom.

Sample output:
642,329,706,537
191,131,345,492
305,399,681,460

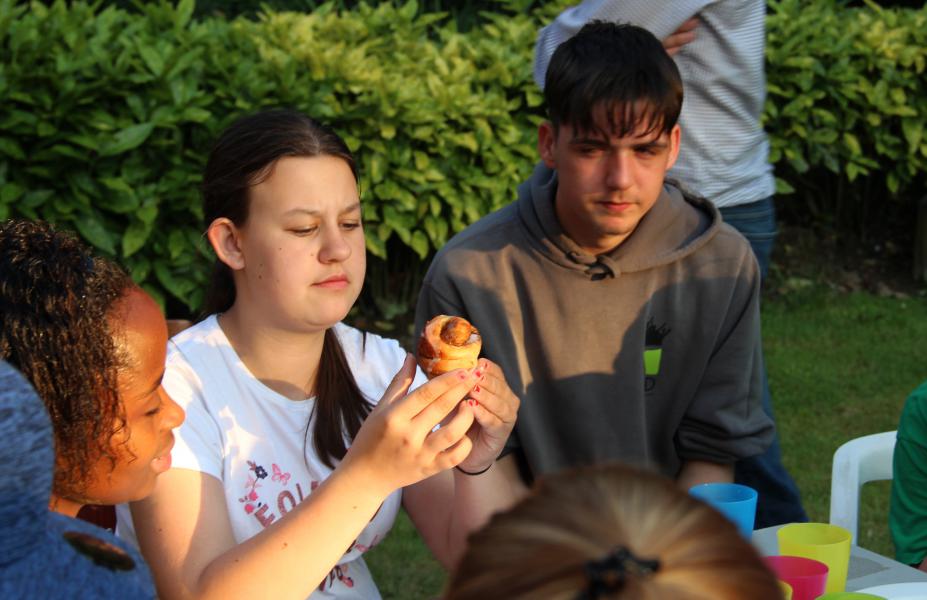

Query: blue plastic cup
689,482,758,537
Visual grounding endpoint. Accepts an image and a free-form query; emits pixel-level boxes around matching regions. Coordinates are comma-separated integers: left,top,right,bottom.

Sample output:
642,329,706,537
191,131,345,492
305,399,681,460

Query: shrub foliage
1,0,924,318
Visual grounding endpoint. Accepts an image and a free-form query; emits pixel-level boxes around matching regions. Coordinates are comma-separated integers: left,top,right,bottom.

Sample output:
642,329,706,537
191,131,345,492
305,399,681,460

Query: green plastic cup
817,593,885,599
777,523,852,593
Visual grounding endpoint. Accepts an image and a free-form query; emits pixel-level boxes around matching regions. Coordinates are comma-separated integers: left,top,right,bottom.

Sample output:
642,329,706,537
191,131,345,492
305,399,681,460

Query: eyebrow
139,370,165,401
282,202,362,217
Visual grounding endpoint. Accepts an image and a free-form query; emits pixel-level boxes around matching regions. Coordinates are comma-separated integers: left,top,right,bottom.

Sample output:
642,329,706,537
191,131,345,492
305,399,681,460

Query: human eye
288,226,318,236
575,144,602,157
145,400,163,417
341,220,362,231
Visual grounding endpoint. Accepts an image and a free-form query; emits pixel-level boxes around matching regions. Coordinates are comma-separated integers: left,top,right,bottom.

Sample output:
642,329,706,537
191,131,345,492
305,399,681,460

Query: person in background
124,109,520,600
890,379,927,572
533,0,808,528
0,218,186,519
445,463,782,600
416,23,773,501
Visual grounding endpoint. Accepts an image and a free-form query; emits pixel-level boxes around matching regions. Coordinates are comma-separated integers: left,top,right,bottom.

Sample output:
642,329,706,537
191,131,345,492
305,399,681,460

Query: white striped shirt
534,0,775,208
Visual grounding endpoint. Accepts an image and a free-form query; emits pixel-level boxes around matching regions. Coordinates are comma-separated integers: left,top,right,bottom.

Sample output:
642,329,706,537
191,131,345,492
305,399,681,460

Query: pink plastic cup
765,555,829,600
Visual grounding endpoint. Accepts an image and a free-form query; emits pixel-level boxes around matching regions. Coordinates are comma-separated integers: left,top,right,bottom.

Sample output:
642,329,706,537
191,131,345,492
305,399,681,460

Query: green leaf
122,221,151,257
101,122,155,157
138,44,165,77
168,229,186,260
0,182,24,204
74,214,116,255
0,137,25,160
410,230,429,259
843,132,861,156
175,0,195,29
775,177,796,195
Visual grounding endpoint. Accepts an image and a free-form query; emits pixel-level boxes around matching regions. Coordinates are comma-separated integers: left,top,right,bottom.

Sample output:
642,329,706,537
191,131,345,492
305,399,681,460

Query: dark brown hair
0,219,134,499
446,464,781,600
544,21,683,139
201,108,370,468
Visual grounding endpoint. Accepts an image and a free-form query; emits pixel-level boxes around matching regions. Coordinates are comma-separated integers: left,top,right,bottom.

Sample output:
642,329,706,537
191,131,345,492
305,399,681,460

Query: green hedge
1,0,924,320
766,0,927,232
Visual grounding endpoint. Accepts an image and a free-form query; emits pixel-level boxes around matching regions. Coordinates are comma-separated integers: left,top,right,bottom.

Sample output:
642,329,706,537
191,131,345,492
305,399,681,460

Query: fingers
676,16,700,34
392,366,480,421
663,17,699,55
467,359,519,424
378,353,417,408
424,402,475,456
410,369,481,436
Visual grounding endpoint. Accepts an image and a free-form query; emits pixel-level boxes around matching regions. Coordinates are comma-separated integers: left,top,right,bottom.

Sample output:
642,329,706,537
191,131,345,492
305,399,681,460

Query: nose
605,150,633,191
160,387,185,430
317,226,352,264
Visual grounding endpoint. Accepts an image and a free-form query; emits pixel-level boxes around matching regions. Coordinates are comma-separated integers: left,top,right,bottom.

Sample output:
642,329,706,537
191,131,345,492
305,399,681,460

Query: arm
403,359,526,569
677,460,734,489
677,251,775,468
132,357,483,600
533,0,714,87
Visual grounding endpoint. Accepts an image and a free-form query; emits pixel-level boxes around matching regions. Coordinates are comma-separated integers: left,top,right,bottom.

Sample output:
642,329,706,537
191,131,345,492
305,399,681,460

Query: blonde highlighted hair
445,464,782,600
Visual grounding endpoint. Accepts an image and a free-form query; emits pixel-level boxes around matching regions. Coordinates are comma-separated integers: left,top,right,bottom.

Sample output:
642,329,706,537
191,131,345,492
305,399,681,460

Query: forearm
168,465,389,600
405,458,527,571
919,556,927,573
676,460,734,490
442,463,524,567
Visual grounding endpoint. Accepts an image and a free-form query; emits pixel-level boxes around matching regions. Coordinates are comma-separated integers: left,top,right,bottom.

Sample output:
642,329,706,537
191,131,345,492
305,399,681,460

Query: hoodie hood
516,163,721,280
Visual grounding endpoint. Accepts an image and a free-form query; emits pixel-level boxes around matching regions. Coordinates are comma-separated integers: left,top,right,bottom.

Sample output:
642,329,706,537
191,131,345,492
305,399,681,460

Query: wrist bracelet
455,462,493,476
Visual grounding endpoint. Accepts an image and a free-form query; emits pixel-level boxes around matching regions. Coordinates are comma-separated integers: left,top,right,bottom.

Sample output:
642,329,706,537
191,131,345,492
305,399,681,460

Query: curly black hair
0,219,133,501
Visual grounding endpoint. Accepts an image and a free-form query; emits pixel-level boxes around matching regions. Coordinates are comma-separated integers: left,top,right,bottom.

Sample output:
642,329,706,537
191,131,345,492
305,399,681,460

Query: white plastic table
752,526,927,591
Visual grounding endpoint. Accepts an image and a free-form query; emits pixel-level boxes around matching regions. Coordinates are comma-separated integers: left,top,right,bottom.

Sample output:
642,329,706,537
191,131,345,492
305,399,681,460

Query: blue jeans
721,197,809,528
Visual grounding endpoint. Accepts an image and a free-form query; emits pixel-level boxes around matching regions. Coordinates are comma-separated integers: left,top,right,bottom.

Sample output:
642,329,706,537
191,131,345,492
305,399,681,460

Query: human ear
538,121,557,169
665,124,682,171
206,218,245,271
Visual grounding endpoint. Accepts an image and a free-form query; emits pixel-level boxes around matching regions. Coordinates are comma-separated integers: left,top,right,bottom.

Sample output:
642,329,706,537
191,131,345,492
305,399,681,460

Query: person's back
445,463,782,600
890,379,927,571
416,22,773,490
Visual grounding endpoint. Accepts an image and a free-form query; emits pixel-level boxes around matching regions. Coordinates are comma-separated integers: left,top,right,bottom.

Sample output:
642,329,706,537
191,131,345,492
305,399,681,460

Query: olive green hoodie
415,163,774,479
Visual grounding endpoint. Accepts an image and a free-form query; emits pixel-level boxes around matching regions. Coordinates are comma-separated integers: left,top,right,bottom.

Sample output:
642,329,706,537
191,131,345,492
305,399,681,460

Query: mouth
598,200,634,214
314,274,349,289
151,436,175,474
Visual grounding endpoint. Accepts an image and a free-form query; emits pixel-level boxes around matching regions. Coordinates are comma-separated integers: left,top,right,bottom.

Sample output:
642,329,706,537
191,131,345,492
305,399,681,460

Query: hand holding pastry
455,358,519,475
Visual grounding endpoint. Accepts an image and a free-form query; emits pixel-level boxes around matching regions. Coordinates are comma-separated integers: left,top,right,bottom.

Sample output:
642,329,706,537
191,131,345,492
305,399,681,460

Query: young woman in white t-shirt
126,109,520,599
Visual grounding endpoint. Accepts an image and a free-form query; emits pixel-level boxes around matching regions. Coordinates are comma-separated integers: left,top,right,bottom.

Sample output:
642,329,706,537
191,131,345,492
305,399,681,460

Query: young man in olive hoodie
415,22,774,494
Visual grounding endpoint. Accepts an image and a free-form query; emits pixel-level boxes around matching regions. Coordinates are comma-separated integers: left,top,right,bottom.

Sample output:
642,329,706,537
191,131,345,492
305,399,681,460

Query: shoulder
333,322,408,378
900,381,927,435
166,315,225,362
432,204,520,264
669,186,758,279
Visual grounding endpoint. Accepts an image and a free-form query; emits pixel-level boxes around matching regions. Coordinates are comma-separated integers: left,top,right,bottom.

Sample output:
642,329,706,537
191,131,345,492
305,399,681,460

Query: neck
218,307,327,400
49,493,83,518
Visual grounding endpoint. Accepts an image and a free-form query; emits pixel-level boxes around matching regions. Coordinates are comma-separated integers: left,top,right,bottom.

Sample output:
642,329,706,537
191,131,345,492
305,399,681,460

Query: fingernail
457,370,467,379
474,369,483,379
473,385,481,393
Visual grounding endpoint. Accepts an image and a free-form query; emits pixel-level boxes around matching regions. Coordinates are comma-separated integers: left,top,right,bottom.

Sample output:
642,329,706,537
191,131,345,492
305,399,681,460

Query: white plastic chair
829,430,897,544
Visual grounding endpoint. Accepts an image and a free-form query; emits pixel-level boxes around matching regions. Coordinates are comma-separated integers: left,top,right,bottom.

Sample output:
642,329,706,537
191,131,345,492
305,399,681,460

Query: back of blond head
446,464,781,600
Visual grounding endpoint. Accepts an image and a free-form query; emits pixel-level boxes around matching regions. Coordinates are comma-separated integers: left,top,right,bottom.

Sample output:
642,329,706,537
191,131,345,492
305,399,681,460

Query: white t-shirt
118,316,427,599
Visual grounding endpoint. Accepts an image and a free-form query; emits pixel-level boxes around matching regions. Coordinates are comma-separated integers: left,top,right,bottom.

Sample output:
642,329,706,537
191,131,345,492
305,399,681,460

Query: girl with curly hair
123,109,520,600
0,218,186,516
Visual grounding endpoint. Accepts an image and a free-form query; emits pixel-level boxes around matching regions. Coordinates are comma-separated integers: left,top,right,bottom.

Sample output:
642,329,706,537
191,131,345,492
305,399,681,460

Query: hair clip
577,545,660,599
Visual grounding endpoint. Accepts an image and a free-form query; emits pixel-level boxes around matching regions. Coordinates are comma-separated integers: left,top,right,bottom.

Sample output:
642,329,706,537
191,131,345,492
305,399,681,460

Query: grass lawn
365,284,927,599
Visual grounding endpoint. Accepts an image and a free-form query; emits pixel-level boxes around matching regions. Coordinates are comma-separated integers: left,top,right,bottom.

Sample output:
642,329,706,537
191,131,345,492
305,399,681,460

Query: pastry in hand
417,315,482,378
